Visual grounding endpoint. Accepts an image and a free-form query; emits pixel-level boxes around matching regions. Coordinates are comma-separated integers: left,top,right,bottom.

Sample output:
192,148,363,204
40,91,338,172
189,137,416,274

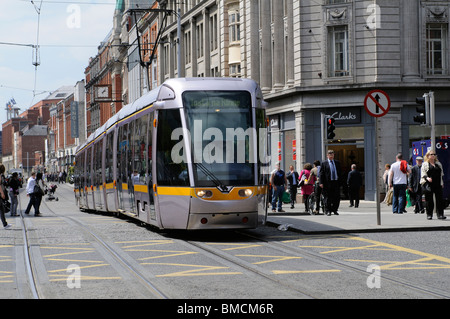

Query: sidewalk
266,200,450,234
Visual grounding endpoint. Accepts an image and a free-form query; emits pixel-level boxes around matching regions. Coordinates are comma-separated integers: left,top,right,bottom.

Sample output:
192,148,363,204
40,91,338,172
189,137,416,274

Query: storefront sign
325,107,361,124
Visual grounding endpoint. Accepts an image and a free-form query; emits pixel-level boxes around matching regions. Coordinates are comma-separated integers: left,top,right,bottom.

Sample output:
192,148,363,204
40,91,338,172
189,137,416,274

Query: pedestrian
347,164,362,208
408,156,425,214
309,160,322,215
319,150,342,216
8,172,20,216
388,153,411,214
270,162,287,213
420,150,446,220
382,163,391,203
0,164,12,229
299,163,314,213
286,165,299,209
35,172,46,214
24,172,41,216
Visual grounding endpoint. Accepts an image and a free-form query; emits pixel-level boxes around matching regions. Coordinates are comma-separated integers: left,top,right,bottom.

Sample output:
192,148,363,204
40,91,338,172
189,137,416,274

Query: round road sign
364,90,391,117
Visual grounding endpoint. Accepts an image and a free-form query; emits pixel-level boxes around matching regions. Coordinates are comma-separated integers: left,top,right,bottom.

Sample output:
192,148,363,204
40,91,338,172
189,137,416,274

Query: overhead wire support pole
126,7,179,86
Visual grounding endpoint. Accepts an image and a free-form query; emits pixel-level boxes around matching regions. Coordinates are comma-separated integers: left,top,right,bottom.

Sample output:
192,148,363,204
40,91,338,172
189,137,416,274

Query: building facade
156,0,450,200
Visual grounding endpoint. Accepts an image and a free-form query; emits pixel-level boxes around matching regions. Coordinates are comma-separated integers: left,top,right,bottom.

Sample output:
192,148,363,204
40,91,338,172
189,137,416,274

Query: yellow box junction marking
287,235,450,271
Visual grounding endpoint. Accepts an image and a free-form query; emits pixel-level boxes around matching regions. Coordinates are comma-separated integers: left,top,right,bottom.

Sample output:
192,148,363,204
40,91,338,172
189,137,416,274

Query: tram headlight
197,190,213,198
238,188,253,197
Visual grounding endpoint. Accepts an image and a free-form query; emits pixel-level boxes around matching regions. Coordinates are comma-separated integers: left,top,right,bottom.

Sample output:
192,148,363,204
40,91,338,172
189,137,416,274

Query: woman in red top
299,163,315,213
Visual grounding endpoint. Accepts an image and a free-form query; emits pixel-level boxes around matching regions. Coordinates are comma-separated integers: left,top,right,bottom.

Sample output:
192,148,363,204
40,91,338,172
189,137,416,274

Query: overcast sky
0,0,116,128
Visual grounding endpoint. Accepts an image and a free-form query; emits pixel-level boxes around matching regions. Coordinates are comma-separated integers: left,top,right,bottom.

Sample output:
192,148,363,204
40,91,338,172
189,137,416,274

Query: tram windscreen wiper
194,163,229,193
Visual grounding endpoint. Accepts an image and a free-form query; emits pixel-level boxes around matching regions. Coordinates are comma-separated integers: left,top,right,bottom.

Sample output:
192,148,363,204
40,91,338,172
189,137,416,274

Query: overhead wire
28,0,44,108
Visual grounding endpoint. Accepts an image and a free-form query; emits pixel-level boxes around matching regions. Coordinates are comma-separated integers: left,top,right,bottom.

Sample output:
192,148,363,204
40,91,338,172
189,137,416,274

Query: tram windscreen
183,91,255,187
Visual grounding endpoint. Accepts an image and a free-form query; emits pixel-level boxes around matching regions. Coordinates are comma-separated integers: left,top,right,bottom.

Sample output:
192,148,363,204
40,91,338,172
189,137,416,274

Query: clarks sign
326,107,361,124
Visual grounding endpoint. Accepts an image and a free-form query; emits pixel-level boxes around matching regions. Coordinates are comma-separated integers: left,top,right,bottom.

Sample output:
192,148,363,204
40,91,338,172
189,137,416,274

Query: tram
74,78,269,230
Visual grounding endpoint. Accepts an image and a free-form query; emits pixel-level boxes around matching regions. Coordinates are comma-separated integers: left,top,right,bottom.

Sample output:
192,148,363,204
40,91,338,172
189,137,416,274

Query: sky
0,0,117,128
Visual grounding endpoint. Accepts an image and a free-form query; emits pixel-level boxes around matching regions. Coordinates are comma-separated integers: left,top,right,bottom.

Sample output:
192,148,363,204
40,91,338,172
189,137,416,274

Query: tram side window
94,140,102,187
105,132,114,184
117,123,129,188
79,153,85,189
131,114,148,184
86,147,92,187
156,109,189,186
148,112,154,185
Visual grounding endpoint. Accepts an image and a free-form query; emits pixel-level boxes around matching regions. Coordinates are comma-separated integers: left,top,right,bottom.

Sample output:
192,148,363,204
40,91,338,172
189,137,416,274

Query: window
229,63,241,78
229,12,240,43
427,23,448,75
105,131,114,184
183,91,254,187
131,114,148,185
329,25,350,77
328,0,347,4
210,14,218,51
184,30,191,64
196,23,204,58
86,147,92,188
156,109,189,186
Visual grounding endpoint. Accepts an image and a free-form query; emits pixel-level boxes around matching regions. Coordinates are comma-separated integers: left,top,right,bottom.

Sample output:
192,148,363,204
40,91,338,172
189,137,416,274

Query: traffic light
414,95,429,125
326,117,336,140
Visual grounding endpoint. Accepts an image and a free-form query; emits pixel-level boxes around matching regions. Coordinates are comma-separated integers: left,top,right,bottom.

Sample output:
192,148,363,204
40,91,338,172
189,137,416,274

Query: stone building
156,0,450,200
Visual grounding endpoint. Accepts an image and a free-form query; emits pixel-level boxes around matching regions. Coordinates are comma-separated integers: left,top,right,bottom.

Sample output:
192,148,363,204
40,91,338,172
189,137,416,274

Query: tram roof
76,78,261,154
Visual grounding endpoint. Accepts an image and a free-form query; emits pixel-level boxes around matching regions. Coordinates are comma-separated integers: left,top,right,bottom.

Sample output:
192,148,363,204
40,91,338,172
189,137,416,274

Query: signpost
364,90,391,226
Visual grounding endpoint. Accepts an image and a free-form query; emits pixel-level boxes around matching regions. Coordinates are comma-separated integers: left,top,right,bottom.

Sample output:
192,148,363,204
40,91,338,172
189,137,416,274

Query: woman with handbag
0,164,12,229
420,150,446,220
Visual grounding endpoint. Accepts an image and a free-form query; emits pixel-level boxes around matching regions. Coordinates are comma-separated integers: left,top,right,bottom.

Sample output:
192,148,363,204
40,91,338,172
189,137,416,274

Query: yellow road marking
235,254,303,265
49,275,122,282
142,262,242,277
138,250,198,260
206,243,262,251
48,263,111,273
272,269,341,274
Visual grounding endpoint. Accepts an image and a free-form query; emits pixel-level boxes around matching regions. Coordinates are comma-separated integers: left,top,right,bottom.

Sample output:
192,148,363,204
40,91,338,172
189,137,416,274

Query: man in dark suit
319,150,342,216
286,165,300,209
347,164,362,208
408,156,425,214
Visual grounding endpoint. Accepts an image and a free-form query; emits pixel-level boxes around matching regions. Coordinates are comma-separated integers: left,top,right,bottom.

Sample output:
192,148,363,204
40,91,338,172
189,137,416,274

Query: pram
45,184,58,201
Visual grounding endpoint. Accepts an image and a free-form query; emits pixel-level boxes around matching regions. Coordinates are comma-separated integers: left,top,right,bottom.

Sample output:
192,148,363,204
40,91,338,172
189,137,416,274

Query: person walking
408,156,425,214
420,150,446,220
310,160,322,214
34,172,46,215
319,150,342,216
24,172,40,216
0,164,12,229
270,163,287,213
347,164,362,208
286,165,299,209
389,153,411,214
8,172,20,216
299,163,314,213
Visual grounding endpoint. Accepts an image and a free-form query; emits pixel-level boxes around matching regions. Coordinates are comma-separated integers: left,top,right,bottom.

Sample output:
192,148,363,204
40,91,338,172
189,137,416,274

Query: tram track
236,230,450,299
38,184,450,299
183,239,316,299
18,188,169,299
18,209,41,299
